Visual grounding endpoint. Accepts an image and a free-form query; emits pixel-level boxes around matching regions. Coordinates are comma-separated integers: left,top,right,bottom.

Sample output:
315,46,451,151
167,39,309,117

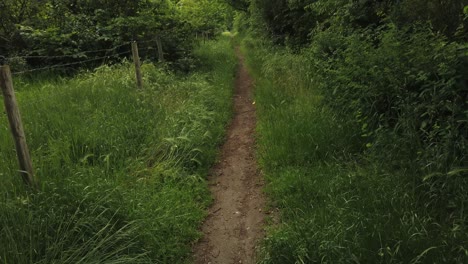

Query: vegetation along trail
193,47,265,264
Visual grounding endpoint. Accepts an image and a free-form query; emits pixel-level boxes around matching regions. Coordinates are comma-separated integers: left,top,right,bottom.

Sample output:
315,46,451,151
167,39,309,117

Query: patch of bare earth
192,48,265,264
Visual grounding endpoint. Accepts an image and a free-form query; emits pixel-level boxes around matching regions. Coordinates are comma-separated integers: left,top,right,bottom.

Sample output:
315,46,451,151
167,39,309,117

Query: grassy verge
0,37,236,263
242,37,468,263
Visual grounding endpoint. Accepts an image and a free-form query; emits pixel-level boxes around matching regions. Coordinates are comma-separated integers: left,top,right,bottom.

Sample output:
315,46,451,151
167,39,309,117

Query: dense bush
241,31,468,264
237,0,468,263
248,0,468,47
243,0,468,196
309,24,468,173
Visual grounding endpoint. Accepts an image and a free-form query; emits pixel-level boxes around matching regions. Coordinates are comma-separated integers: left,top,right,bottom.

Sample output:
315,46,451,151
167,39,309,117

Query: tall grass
241,36,468,263
0,37,236,263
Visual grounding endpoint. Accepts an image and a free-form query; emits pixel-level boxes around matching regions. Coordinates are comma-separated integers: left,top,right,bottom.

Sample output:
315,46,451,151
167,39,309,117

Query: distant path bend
192,47,265,264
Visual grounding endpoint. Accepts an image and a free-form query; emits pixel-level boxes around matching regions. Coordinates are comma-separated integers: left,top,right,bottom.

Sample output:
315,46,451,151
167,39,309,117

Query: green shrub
310,24,468,176
242,29,468,263
237,0,468,262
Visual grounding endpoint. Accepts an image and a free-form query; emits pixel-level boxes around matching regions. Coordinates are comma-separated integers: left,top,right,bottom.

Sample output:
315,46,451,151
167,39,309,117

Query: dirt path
192,48,265,264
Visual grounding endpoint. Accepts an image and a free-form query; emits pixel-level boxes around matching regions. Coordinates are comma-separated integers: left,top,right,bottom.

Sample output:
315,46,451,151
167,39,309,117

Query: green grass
0,37,236,263
241,36,468,264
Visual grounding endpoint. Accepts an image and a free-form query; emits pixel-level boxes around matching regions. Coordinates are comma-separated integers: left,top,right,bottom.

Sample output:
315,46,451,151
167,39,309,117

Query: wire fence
1,40,159,114
2,39,163,76
6,41,132,61
0,36,200,189
3,50,158,111
12,50,136,75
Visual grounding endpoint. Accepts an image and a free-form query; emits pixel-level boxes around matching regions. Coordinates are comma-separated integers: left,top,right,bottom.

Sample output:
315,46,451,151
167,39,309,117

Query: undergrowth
0,37,236,263
241,32,468,263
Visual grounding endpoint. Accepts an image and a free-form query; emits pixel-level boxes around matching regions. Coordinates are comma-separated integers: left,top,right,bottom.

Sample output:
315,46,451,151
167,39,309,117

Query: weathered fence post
131,41,143,89
156,35,164,62
0,64,38,190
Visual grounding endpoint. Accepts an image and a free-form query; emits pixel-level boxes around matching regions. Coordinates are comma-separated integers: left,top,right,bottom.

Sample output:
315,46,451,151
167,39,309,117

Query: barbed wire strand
11,45,160,76
6,39,158,61
12,50,132,75
11,47,153,108
7,42,132,61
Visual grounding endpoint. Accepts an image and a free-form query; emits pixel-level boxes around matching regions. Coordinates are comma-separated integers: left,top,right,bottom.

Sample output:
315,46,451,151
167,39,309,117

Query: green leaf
447,168,468,177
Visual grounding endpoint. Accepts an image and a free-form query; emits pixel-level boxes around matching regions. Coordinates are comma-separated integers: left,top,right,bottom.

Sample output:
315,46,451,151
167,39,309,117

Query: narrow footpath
192,48,265,264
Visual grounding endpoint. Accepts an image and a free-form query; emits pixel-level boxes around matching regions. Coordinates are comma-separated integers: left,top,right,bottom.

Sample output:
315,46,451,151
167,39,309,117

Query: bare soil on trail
192,48,266,264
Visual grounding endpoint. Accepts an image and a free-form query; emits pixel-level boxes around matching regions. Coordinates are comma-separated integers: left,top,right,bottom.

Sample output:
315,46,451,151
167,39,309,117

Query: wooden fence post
131,41,143,89
156,36,164,62
0,65,38,190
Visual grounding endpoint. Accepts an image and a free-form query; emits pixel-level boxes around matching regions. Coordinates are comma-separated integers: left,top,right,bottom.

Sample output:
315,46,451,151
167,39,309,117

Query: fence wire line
6,42,132,61
8,47,154,109
12,50,133,75
8,46,154,103
5,39,157,61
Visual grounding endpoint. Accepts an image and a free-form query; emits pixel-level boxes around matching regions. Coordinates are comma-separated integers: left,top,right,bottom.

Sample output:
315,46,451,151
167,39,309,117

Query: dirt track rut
192,48,265,264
